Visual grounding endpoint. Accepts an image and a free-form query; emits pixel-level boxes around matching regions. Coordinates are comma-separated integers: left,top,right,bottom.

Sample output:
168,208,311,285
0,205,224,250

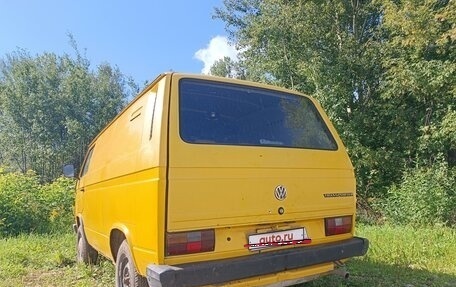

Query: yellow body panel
75,73,361,284
75,74,170,273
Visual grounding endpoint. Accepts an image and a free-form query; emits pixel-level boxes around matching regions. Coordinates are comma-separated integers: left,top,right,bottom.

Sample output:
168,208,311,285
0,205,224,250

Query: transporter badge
274,185,287,201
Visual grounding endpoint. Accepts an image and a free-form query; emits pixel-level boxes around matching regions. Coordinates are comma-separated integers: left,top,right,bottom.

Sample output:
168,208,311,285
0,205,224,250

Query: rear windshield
179,79,337,150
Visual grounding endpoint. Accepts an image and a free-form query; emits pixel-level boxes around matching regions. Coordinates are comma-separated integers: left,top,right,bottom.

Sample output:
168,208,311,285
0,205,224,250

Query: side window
80,147,94,177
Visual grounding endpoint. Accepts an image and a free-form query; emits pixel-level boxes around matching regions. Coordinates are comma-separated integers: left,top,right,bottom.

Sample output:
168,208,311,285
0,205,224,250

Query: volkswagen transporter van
70,73,368,287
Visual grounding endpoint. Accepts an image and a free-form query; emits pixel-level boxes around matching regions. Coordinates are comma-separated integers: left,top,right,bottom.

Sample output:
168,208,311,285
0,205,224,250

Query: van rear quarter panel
77,75,171,274
165,74,357,265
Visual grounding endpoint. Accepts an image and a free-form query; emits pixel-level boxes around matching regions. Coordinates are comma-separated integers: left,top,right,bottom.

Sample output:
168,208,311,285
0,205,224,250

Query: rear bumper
147,237,369,287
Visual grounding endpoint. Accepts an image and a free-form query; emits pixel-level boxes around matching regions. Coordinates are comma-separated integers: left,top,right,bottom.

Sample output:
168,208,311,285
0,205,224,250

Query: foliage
0,171,45,236
381,0,456,165
380,160,456,226
40,177,77,233
210,56,236,78
0,171,75,237
0,45,138,181
418,109,456,166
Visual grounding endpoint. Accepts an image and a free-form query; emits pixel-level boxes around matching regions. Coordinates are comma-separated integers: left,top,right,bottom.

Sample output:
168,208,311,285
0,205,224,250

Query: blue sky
0,0,238,84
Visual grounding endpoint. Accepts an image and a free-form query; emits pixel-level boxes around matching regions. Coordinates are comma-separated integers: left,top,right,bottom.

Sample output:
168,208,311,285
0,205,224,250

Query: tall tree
0,49,137,181
381,0,456,167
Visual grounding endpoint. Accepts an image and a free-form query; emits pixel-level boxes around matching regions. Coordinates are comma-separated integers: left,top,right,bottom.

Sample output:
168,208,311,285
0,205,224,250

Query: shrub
40,177,76,233
0,171,75,236
381,160,456,226
0,171,46,236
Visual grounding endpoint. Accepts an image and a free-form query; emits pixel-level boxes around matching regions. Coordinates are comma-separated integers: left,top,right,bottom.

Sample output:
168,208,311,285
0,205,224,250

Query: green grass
0,233,114,287
0,225,455,287
303,224,456,287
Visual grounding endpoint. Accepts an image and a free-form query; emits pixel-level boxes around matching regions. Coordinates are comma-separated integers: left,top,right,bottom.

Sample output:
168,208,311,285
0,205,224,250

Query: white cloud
194,36,238,74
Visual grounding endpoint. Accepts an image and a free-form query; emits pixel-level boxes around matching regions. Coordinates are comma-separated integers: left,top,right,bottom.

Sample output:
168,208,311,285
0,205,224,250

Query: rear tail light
166,229,215,256
325,216,352,236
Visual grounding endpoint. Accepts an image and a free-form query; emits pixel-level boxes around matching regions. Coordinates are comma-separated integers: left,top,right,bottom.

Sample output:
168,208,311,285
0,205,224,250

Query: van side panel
78,75,170,275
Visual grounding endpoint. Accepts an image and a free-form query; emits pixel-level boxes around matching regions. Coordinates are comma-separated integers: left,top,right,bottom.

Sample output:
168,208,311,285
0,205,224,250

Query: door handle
79,188,85,192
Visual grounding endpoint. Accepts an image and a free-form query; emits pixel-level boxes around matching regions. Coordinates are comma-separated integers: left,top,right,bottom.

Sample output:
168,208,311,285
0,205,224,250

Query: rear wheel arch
110,229,127,262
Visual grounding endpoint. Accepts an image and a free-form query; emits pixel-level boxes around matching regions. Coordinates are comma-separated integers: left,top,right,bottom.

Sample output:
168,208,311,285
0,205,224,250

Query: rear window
179,79,337,150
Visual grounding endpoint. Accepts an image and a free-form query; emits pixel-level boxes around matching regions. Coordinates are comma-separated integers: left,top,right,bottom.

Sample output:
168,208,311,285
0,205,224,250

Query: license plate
245,228,311,251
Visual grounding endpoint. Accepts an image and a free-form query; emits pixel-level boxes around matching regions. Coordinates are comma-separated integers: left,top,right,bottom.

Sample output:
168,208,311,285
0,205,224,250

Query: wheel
115,240,149,287
77,225,98,264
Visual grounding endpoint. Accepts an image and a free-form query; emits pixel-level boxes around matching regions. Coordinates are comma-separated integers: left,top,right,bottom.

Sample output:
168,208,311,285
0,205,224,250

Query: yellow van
66,73,368,287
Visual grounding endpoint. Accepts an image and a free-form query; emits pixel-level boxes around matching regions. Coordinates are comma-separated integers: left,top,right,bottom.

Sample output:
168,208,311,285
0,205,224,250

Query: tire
77,225,98,264
115,240,149,287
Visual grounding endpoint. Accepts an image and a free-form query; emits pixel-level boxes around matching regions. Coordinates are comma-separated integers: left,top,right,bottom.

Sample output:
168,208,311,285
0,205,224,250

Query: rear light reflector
166,229,215,256
325,216,352,236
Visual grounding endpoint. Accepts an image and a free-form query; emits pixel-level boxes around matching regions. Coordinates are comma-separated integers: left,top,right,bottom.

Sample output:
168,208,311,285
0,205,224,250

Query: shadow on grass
300,259,456,287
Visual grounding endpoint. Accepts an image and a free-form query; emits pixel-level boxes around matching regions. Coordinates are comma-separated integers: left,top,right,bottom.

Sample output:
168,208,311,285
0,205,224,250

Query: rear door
165,75,356,264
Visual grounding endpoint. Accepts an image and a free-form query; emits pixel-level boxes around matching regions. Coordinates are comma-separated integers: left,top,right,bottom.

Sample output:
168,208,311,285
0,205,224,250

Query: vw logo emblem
274,185,287,201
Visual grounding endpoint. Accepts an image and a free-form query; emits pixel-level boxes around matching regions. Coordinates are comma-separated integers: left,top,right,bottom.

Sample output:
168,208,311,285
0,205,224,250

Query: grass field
0,224,455,287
